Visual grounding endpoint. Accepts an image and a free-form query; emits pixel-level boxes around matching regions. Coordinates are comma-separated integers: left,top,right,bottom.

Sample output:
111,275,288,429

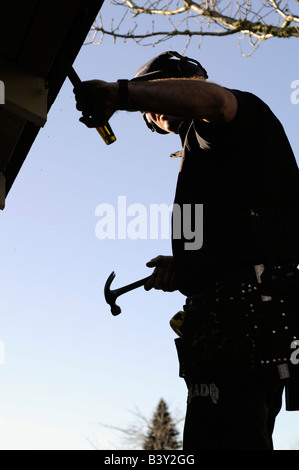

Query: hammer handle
115,275,151,297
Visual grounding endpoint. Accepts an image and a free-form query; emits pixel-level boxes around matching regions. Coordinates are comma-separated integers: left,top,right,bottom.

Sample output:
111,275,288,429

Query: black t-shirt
172,89,299,296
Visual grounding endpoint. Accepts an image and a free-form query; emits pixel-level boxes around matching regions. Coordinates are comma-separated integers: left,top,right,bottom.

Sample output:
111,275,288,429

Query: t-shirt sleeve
193,89,263,150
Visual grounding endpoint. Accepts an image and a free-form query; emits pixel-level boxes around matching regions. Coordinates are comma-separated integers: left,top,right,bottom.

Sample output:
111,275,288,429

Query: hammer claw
104,271,151,315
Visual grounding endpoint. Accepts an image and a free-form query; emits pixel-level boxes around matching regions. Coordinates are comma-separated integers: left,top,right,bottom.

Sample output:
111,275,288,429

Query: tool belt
173,263,299,409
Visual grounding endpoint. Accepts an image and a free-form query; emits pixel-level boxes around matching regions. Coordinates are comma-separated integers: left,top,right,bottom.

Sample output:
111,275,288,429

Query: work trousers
176,268,299,450
183,370,284,450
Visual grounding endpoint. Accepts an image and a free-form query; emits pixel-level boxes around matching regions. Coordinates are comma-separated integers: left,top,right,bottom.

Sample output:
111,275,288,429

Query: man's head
132,51,208,134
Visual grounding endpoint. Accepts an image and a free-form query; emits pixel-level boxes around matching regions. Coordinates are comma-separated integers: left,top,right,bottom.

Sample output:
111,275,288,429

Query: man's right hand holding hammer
145,255,178,292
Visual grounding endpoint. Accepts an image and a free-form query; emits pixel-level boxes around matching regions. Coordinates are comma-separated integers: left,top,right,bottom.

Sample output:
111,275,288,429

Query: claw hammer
104,272,151,315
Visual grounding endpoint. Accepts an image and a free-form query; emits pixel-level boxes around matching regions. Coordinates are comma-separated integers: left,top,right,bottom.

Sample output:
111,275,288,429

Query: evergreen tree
143,399,182,450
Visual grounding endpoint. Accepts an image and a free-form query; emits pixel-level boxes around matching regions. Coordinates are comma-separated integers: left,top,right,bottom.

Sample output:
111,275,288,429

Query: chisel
68,65,116,145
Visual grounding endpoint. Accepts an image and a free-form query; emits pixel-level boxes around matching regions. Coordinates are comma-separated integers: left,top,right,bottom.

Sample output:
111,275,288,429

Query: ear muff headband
168,52,208,80
133,51,208,82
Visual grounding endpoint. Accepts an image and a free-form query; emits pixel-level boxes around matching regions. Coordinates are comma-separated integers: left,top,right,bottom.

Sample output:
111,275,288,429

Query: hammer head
104,271,122,316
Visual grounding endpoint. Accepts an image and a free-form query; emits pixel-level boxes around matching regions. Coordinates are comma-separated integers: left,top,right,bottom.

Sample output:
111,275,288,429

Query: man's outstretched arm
74,78,238,129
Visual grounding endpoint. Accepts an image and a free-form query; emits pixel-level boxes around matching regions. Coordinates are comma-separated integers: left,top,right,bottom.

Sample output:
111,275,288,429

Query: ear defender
142,113,169,135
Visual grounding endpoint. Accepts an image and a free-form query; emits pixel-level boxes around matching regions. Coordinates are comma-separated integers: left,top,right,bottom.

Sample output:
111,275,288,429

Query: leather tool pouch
174,269,299,385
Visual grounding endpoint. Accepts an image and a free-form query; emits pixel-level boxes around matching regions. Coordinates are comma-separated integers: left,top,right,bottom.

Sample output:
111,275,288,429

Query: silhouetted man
74,51,299,450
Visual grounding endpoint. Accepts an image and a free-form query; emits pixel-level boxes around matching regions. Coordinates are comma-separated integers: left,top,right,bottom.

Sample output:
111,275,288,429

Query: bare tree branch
89,0,299,53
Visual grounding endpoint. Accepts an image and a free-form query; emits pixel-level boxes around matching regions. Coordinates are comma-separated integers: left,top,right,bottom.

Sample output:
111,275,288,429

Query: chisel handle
68,66,116,145
96,123,116,145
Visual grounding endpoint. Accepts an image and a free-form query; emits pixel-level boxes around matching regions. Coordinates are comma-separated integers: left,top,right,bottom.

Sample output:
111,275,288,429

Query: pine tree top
143,399,182,450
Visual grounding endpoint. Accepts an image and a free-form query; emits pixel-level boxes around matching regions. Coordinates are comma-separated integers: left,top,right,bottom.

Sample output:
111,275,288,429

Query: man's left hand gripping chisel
68,66,116,146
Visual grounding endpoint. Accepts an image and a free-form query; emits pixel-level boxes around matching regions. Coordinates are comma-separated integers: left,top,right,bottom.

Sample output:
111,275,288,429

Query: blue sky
0,4,299,450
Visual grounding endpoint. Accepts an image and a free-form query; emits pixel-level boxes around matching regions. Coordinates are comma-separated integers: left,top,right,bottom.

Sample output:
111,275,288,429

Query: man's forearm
127,78,237,124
